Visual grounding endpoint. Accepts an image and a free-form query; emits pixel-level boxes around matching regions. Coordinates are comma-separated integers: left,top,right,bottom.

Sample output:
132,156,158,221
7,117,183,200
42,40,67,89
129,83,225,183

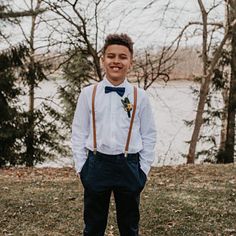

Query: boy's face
102,44,132,85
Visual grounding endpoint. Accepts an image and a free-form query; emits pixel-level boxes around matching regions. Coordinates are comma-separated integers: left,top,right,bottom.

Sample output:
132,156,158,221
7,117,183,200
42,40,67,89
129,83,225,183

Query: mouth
110,66,122,72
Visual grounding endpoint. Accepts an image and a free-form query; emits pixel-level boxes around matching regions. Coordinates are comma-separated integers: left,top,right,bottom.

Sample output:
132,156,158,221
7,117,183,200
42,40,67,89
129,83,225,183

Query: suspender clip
124,151,128,158
93,148,97,155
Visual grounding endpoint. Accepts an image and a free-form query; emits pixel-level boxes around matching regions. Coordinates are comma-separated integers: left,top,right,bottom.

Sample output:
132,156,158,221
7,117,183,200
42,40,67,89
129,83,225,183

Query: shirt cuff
140,162,151,176
73,154,87,174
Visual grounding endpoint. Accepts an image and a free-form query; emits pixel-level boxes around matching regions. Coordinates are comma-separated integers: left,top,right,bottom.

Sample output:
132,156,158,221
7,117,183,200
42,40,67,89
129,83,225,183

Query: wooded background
0,0,235,167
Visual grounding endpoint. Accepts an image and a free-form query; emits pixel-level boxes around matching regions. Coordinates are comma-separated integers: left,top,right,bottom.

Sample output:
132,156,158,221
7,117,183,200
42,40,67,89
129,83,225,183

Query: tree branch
0,9,47,19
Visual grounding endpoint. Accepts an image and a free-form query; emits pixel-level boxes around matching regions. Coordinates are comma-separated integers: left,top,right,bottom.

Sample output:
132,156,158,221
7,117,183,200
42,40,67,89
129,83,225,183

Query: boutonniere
121,97,133,118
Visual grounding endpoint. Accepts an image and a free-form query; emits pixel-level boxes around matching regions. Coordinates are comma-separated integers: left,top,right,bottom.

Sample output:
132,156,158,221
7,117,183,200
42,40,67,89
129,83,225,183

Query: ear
100,56,105,68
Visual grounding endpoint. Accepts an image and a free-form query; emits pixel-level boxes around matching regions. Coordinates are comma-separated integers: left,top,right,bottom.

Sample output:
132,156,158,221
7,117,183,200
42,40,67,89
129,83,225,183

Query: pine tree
0,1,68,167
59,49,96,129
0,45,28,167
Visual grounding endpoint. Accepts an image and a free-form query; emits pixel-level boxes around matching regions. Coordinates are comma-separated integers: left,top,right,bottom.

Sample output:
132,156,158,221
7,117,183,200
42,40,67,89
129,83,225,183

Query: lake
32,79,225,168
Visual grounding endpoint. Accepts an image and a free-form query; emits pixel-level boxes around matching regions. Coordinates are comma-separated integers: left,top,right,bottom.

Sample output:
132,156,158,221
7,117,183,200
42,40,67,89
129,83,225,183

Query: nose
113,56,120,63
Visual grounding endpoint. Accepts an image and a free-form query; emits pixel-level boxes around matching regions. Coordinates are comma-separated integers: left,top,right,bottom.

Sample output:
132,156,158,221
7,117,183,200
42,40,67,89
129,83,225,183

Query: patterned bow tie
105,86,125,97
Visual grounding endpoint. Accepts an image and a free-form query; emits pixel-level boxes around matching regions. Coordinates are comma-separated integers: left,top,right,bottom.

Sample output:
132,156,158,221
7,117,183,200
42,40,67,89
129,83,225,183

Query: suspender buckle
124,151,128,158
93,148,97,155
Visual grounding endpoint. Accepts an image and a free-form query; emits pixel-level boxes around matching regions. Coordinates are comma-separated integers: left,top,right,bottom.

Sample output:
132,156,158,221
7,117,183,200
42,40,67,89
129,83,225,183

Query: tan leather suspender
92,84,98,155
91,84,137,157
124,86,137,157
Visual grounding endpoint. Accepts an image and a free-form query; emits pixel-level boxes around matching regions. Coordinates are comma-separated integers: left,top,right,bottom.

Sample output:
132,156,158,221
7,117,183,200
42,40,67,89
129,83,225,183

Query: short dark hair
102,33,134,55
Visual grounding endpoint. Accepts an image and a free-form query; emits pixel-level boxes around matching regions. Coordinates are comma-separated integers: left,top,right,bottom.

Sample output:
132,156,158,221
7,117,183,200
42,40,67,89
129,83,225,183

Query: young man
72,33,156,236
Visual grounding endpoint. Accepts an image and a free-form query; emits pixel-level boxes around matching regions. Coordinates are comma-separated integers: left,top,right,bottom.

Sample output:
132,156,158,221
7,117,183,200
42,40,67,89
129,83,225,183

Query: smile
110,66,122,71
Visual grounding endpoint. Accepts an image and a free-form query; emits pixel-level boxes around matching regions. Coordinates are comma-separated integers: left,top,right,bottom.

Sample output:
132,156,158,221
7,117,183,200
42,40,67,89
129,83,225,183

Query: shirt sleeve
71,88,90,174
139,92,157,176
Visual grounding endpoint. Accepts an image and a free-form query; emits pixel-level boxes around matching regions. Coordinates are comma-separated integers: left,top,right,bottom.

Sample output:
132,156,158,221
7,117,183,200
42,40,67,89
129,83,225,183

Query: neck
107,77,125,86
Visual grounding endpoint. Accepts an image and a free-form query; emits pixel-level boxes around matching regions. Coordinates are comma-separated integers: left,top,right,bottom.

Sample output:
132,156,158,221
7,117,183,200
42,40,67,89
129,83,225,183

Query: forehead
104,44,131,56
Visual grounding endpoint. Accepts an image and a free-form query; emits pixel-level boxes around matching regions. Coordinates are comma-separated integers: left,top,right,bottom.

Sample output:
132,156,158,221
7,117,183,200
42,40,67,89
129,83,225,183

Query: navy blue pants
80,150,147,236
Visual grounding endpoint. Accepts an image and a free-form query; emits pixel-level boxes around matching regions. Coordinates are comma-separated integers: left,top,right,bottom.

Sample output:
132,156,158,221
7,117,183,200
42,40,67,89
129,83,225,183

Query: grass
0,164,236,236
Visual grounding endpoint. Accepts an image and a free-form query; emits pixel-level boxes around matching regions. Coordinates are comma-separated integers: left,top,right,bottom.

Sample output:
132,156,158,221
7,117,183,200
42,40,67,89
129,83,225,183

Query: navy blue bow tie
105,86,125,97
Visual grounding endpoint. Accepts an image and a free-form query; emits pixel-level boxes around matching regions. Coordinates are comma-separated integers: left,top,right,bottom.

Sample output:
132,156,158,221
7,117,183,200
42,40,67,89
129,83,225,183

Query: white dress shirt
71,77,157,176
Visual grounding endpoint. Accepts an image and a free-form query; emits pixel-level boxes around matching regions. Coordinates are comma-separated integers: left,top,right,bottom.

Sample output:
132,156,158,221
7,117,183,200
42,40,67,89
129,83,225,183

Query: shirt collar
101,76,133,97
102,76,127,87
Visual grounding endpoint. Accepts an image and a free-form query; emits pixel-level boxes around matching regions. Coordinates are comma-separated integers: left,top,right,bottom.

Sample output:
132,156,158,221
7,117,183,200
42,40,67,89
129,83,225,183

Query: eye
120,54,128,60
106,54,115,59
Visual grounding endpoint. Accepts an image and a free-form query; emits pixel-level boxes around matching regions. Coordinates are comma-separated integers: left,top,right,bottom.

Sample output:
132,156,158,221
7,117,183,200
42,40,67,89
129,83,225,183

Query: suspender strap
124,86,137,157
92,84,98,154
91,85,137,157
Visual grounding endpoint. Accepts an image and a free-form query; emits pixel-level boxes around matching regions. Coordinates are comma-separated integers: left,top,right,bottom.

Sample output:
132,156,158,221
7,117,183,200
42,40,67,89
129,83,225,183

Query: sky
1,0,225,52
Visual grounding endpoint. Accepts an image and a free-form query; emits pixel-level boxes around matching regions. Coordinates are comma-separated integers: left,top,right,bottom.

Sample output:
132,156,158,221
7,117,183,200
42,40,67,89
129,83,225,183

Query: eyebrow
106,52,128,57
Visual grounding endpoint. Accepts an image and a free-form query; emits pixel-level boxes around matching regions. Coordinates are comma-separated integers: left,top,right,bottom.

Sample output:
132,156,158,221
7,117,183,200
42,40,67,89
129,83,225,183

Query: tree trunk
187,0,208,164
219,90,229,151
25,0,39,167
26,71,35,167
218,2,232,152
224,0,236,163
187,78,211,163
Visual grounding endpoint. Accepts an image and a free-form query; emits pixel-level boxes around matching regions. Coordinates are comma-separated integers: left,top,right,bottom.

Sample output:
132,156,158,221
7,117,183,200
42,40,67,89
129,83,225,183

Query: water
149,80,200,166
33,79,226,168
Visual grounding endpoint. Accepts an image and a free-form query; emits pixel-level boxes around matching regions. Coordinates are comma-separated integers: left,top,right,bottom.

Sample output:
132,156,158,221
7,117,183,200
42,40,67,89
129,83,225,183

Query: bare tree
187,0,236,163
42,0,112,81
0,0,46,19
0,1,45,46
132,47,174,90
26,0,41,165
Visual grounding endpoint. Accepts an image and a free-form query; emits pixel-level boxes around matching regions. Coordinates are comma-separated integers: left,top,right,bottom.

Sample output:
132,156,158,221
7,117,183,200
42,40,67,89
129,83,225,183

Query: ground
0,164,236,236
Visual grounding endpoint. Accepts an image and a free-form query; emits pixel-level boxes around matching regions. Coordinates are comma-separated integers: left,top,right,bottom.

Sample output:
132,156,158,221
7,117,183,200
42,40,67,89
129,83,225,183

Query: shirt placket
109,92,116,150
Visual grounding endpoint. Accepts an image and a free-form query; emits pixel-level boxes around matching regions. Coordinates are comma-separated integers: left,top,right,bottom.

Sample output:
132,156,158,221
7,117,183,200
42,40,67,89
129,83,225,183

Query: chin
110,77,124,81
109,74,124,79
111,77,122,80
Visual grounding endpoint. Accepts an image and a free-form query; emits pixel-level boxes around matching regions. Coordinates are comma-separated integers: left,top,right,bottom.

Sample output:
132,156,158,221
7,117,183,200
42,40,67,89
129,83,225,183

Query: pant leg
113,155,147,236
83,189,111,236
113,190,140,236
80,151,113,236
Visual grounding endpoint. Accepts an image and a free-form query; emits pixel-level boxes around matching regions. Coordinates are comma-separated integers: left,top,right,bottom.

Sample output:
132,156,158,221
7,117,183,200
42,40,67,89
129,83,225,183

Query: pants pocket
80,157,90,187
80,159,87,176
80,152,94,188
139,165,147,185
81,152,99,189
126,159,147,192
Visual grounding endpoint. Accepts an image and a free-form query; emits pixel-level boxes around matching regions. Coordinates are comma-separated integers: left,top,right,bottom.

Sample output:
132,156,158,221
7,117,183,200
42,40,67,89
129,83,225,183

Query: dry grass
0,164,236,236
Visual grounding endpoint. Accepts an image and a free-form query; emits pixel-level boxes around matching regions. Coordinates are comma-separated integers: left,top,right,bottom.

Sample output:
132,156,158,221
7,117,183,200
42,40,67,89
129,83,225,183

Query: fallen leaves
0,164,235,235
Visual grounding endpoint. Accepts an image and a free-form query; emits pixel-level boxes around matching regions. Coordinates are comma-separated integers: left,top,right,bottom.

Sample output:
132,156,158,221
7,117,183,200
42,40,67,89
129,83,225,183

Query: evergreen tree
0,1,68,167
13,50,69,166
59,49,96,129
0,47,69,167
0,45,28,167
